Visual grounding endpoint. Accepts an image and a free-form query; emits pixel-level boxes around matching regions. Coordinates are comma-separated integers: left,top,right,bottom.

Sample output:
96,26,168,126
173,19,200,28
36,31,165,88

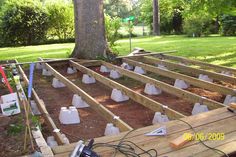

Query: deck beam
157,54,236,75
123,58,236,96
99,61,226,110
139,56,236,84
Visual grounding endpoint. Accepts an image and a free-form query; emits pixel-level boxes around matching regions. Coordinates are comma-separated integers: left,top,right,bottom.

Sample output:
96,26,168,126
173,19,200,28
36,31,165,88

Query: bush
105,14,122,47
0,0,49,46
183,14,212,37
46,1,74,40
221,15,236,36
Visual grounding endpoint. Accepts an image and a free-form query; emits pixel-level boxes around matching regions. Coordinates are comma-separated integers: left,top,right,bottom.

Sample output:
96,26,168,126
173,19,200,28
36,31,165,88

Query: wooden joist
158,54,236,76
39,58,133,132
100,61,226,110
123,58,236,96
139,56,236,85
70,60,185,119
116,50,177,59
16,60,66,145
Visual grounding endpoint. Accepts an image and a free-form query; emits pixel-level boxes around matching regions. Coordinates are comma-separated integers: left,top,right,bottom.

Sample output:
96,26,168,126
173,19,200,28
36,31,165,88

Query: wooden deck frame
16,60,66,145
69,60,185,119
123,58,236,96
116,50,177,59
99,61,226,110
157,54,236,75
52,107,236,157
138,56,236,85
39,58,133,132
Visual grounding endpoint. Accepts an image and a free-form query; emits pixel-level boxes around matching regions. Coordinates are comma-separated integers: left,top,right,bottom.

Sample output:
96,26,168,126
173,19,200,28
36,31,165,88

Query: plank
16,60,66,145
101,61,226,110
159,54,236,76
53,108,236,156
139,56,236,85
53,107,232,155
70,60,185,119
116,50,177,59
39,58,133,132
123,58,236,96
193,141,236,157
94,115,236,156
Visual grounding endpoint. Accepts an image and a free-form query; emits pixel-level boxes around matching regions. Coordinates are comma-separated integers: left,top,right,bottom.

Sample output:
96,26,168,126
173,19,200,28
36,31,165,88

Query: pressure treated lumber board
16,60,66,145
52,107,232,155
123,58,236,96
70,60,185,119
116,50,177,59
137,56,236,85
53,107,236,157
100,61,226,110
39,58,133,132
158,54,236,76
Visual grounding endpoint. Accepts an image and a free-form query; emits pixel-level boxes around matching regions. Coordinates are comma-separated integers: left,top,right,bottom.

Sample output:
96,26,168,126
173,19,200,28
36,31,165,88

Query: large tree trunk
71,0,108,59
153,0,160,36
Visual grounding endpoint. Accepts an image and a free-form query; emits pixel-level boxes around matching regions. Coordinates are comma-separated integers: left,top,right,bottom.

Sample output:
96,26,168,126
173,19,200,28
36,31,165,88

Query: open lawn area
1,35,236,67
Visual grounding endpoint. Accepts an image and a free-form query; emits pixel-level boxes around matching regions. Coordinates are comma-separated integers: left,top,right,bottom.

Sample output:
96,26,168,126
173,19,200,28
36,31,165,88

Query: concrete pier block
42,69,52,76
36,63,44,70
100,65,111,73
59,106,80,124
157,64,168,70
121,63,133,70
134,66,146,74
144,83,162,95
30,100,41,115
47,136,58,148
109,70,122,79
198,74,213,82
67,67,77,74
82,74,96,84
191,103,209,115
221,71,233,76
52,78,66,88
174,79,189,89
223,95,236,105
152,112,169,124
111,89,129,102
104,123,120,136
72,94,89,108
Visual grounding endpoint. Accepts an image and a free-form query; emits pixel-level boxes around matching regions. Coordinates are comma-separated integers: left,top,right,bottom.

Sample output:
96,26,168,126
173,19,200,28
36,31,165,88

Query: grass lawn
0,35,236,67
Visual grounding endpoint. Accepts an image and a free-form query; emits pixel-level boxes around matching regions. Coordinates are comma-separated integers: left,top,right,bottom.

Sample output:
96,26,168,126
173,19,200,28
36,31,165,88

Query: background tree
71,0,109,59
152,0,160,35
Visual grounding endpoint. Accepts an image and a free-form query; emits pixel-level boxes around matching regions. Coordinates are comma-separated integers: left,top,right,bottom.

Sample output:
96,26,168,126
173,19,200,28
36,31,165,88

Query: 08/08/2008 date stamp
184,132,225,141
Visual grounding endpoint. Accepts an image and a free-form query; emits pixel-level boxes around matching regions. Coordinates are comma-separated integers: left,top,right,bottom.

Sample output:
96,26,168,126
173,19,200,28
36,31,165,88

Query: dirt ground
0,83,35,157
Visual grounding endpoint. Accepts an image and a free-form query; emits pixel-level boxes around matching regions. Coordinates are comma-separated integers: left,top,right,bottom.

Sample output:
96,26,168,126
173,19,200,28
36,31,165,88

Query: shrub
46,1,74,40
221,15,236,36
183,14,212,37
0,0,49,46
105,14,122,47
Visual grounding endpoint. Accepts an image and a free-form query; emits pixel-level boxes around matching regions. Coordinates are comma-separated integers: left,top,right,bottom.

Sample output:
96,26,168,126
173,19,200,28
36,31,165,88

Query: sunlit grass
0,35,236,67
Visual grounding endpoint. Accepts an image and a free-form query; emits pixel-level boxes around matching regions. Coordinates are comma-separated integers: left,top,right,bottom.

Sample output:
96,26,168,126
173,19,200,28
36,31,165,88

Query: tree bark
71,0,108,59
153,0,160,36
